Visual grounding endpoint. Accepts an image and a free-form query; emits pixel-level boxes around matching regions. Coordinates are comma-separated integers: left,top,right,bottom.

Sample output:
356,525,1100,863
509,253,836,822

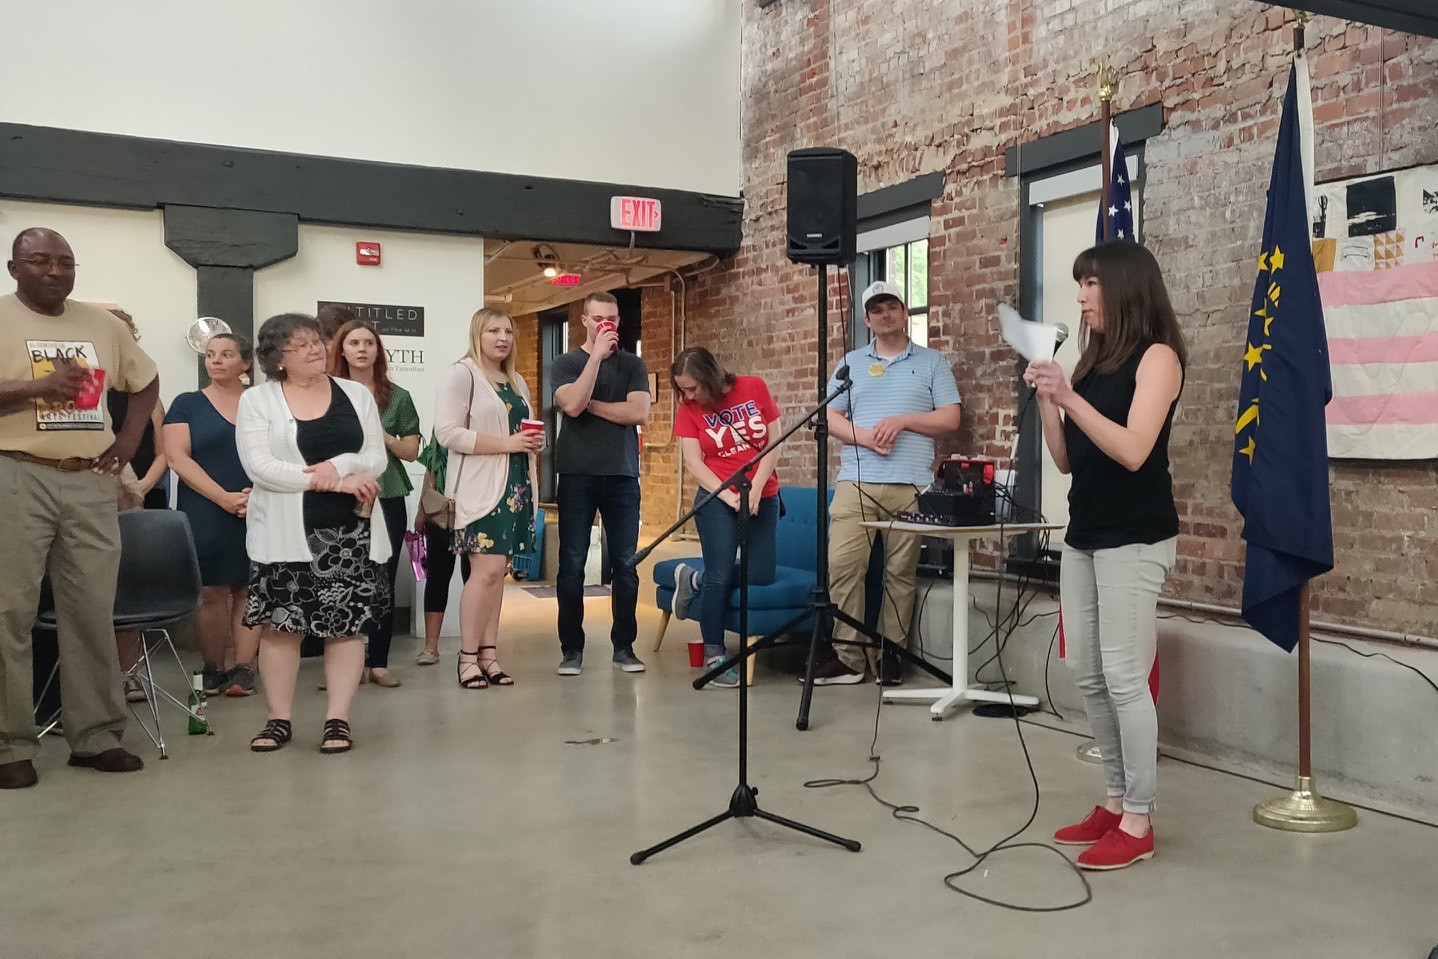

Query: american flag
1096,124,1136,244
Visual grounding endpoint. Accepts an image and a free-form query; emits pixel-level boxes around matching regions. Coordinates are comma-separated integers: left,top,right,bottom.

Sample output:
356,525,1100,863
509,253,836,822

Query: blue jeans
692,494,778,657
557,474,641,656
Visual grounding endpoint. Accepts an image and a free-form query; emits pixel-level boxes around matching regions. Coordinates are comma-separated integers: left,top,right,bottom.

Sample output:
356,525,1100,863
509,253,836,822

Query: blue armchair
651,487,832,683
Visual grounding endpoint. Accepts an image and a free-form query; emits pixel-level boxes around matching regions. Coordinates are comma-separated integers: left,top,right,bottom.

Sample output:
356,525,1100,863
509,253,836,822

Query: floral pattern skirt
245,523,390,638
451,452,534,557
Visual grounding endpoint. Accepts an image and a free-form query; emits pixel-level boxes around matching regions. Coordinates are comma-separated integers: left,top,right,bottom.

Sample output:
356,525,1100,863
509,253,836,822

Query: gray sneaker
557,652,583,676
612,649,647,673
672,563,698,621
224,664,257,697
201,666,229,697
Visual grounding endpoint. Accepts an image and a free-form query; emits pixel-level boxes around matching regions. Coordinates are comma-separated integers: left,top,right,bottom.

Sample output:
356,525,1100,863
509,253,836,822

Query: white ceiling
483,239,711,316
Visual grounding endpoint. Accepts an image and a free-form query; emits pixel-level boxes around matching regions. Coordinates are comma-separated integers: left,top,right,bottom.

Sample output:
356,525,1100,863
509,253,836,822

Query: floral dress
452,380,535,557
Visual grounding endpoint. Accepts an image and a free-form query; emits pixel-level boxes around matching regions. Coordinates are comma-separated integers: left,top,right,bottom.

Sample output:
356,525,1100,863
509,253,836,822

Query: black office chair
34,510,205,758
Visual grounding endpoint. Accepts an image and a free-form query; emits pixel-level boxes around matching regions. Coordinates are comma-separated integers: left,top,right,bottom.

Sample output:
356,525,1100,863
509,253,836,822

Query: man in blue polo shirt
811,281,962,685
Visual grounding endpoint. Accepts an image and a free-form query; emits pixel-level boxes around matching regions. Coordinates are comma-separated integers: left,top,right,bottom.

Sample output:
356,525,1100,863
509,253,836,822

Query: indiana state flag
1230,63,1334,652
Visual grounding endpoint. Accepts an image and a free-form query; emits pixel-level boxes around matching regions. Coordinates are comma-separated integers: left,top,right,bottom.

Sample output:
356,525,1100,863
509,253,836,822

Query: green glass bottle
187,671,210,735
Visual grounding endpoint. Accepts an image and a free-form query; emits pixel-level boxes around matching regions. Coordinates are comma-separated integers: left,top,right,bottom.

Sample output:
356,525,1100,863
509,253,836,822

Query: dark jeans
557,474,640,656
364,497,408,669
422,522,471,614
693,494,779,656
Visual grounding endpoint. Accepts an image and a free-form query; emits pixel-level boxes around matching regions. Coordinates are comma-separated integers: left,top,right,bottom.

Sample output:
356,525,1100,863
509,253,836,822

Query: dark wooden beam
0,123,743,255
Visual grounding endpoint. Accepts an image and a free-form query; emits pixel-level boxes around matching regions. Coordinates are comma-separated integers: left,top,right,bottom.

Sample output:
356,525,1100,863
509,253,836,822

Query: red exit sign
610,196,662,233
549,273,582,287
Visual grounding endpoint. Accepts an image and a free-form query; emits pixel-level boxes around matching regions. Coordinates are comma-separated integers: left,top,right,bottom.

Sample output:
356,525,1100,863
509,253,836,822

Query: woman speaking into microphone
1024,242,1186,871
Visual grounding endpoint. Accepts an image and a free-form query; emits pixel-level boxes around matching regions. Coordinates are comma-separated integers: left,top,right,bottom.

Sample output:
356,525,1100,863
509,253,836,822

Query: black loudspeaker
787,148,858,265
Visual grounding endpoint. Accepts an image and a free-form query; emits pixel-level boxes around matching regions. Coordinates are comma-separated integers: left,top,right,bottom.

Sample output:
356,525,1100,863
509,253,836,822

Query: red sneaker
1076,827,1155,871
1053,806,1122,845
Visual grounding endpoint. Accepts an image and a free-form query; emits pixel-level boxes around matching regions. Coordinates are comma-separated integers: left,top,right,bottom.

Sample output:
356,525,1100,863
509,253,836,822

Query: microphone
836,363,851,384
1052,322,1070,353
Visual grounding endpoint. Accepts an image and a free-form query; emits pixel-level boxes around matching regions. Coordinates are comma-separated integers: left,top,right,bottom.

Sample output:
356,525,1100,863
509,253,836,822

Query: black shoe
876,650,906,687
0,760,38,789
67,748,144,773
202,666,229,697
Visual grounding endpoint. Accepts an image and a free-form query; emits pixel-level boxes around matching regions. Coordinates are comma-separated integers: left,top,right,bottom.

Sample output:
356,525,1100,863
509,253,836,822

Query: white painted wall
0,0,741,195
0,199,199,400
254,222,486,436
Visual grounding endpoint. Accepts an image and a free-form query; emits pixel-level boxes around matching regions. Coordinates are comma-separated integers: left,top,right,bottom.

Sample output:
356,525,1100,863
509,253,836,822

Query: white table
862,520,1063,720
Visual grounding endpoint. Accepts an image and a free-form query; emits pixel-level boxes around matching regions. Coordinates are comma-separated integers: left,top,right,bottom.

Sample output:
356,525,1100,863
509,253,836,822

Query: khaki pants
0,457,126,764
828,481,922,674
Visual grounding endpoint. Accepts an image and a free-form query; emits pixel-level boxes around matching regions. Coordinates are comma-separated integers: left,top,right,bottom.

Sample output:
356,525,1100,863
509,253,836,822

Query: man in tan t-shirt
0,228,160,789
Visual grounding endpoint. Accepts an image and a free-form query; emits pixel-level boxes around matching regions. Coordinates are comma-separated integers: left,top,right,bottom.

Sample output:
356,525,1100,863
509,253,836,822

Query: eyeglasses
15,255,77,270
283,338,325,355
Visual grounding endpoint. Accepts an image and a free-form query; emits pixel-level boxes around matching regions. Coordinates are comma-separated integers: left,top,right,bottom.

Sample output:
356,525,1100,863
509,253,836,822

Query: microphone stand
629,376,862,864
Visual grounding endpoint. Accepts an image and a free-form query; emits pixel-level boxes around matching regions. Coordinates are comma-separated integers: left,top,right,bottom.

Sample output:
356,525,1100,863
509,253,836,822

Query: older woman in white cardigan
237,313,391,755
433,308,543,689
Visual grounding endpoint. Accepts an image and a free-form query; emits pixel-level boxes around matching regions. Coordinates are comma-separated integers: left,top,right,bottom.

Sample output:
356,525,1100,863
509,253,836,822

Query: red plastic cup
519,418,544,435
596,319,618,354
687,639,705,668
74,367,106,410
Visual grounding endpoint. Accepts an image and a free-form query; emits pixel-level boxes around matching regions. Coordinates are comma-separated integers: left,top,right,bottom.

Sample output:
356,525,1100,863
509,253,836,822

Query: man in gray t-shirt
551,292,651,676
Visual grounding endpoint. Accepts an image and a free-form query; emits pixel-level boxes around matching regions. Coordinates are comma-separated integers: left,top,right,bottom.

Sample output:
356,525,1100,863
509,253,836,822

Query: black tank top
1062,347,1180,550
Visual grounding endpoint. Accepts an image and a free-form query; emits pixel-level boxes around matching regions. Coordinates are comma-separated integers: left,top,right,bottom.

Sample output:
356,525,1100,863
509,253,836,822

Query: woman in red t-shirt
669,348,782,688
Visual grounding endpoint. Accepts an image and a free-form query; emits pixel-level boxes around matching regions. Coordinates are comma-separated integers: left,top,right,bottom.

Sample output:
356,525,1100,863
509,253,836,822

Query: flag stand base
1076,741,1103,764
1253,775,1358,833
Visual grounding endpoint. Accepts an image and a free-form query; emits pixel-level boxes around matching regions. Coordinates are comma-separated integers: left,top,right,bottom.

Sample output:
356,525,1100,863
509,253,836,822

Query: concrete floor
5,574,1437,959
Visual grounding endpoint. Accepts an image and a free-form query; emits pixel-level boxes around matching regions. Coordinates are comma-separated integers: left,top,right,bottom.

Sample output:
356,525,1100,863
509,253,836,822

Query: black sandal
249,719,293,753
320,718,353,755
457,650,488,689
477,645,514,686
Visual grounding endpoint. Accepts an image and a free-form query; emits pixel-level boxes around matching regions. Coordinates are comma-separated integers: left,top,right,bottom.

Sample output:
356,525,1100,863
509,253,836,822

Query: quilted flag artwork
1311,160,1438,458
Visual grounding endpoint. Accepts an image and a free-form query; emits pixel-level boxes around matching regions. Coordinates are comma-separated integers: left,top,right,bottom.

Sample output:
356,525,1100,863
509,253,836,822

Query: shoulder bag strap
448,366,477,499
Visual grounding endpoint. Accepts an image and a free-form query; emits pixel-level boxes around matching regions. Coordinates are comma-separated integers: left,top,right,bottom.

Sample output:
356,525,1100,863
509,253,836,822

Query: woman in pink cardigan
433,309,543,688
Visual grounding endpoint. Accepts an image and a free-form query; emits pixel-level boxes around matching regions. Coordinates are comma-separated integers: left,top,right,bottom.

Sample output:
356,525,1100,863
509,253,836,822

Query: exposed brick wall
511,309,539,402
639,285,680,537
658,2,1438,633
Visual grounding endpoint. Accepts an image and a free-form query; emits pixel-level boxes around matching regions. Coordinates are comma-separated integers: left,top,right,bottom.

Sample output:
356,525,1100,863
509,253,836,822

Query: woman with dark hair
1024,242,1186,871
237,313,390,755
329,321,421,688
412,432,471,667
163,333,259,696
668,347,782,688
433,308,542,689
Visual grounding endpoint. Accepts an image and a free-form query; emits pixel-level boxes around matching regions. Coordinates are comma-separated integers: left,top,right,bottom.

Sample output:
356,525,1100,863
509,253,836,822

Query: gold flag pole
1253,10,1356,834
1098,60,1114,242
1077,58,1117,766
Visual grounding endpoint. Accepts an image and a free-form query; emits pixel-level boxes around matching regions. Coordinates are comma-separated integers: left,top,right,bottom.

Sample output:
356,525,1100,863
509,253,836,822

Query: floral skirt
452,463,534,556
244,523,390,638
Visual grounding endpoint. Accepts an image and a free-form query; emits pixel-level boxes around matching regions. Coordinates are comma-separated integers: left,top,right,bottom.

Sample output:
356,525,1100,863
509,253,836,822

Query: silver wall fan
185,316,232,354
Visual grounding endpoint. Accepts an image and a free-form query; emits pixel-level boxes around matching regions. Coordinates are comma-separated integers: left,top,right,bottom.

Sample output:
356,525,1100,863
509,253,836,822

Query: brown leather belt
0,449,98,472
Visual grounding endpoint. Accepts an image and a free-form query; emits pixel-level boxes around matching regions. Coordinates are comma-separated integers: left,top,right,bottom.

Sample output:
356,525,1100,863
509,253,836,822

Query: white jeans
1060,537,1176,814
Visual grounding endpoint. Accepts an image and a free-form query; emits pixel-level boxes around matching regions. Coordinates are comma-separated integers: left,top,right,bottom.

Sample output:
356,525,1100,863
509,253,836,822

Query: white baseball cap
861,280,906,311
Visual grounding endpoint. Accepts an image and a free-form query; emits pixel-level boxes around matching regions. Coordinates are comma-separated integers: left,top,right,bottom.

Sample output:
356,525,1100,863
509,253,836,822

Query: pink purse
405,530,428,582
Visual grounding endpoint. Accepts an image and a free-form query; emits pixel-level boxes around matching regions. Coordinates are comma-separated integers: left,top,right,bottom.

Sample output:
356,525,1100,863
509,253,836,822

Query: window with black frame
851,237,930,349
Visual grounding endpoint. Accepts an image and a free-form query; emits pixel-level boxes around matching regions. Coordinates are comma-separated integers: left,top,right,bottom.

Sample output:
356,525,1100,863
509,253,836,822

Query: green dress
452,380,535,557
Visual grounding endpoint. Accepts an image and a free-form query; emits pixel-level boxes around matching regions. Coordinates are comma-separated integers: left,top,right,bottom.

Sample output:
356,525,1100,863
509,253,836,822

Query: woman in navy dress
163,334,258,697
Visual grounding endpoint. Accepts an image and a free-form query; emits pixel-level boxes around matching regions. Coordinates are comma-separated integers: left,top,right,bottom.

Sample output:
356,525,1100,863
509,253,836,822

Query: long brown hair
671,347,737,405
328,320,394,411
1070,242,1187,383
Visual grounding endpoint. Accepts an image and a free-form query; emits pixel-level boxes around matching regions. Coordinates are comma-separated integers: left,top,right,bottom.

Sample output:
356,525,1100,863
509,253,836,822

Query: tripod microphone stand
629,431,860,863
690,264,952,731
